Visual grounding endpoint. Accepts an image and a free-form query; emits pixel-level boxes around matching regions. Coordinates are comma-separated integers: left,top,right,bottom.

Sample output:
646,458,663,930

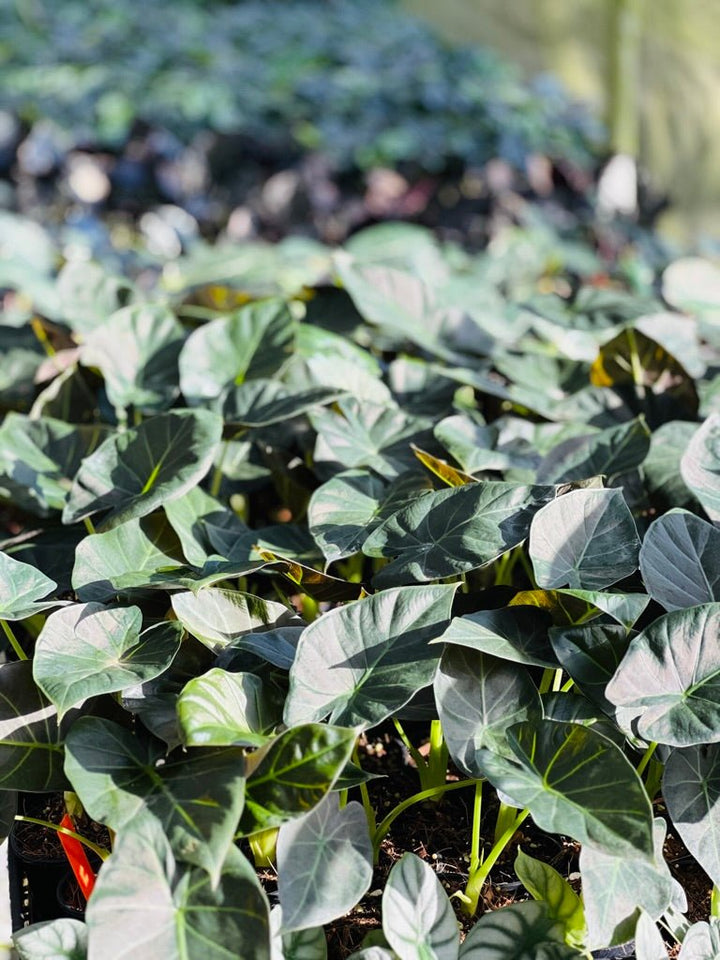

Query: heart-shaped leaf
634,911,670,960
529,488,640,590
34,604,182,719
310,398,434,479
364,482,555,587
177,669,281,747
308,470,387,565
382,853,459,960
0,414,108,516
679,919,720,959
434,606,557,668
223,380,343,427
63,409,223,530
179,299,295,404
171,588,300,653
284,585,456,728
434,647,541,774
606,603,720,746
85,818,271,960
81,303,185,414
476,719,654,859
72,514,186,602
277,794,373,932
549,623,633,716
239,723,356,835
640,509,720,610
681,415,720,522
64,716,246,885
536,416,651,484
579,818,678,949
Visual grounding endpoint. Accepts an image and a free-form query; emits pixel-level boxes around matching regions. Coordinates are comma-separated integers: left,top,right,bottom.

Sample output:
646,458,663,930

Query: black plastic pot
8,793,75,931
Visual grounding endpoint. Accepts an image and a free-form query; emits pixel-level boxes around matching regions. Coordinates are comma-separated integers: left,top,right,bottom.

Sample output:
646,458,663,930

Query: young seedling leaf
277,794,373,932
382,853,459,960
284,584,456,728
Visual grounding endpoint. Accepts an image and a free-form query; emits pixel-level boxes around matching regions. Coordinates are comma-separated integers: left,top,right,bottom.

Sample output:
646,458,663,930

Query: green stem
425,719,449,795
248,827,278,868
537,668,554,695
494,801,521,846
636,741,658,778
493,550,514,586
14,815,110,861
353,746,377,840
210,442,228,498
460,808,529,917
372,780,475,861
393,718,428,779
1,619,27,661
83,517,96,535
712,885,720,919
469,780,483,874
551,668,564,692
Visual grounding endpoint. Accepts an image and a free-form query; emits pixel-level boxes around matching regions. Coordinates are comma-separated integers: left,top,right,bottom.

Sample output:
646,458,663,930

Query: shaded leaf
664,744,720,888
514,848,585,945
458,901,578,959
171,588,300,653
13,919,88,960
640,509,720,610
239,723,356,835
529,488,640,591
681,415,720,522
364,481,556,587
0,550,62,620
277,794,373,932
434,606,557,668
64,716,246,885
435,647,541,774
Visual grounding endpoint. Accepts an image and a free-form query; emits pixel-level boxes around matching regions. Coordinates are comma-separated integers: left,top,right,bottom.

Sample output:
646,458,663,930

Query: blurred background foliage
406,0,720,241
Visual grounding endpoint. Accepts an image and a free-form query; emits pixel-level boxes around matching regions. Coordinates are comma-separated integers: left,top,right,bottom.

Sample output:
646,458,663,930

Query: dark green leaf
63,409,223,530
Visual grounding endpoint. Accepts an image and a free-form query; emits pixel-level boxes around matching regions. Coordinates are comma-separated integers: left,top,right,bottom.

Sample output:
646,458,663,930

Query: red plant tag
59,813,96,901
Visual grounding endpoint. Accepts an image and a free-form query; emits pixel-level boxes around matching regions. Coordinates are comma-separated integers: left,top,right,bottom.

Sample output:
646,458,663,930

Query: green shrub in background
0,0,602,172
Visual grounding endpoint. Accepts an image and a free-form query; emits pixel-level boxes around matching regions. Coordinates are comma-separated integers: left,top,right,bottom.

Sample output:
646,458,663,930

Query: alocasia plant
0,217,718,960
